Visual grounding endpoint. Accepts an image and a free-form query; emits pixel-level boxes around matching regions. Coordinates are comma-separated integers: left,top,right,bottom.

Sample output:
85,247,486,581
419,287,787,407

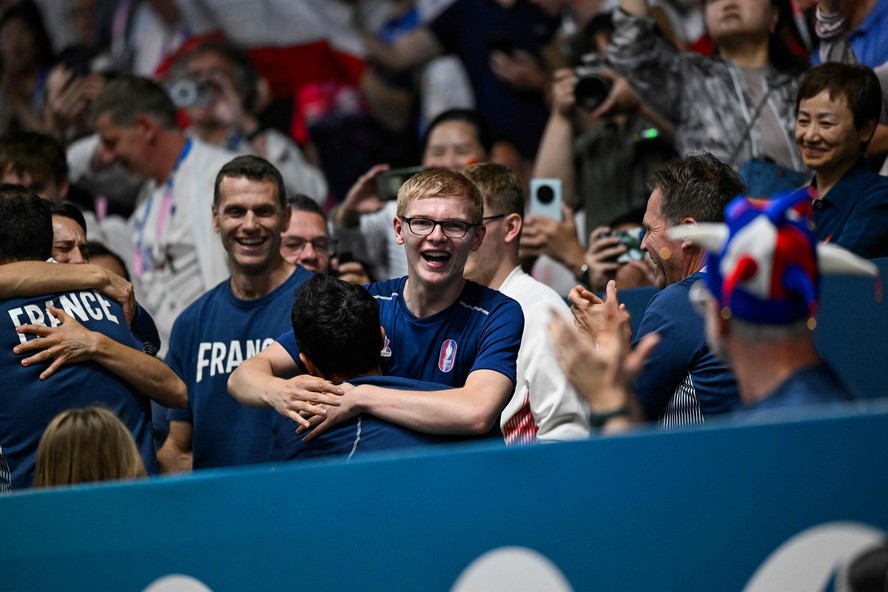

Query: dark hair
649,152,747,225
181,40,260,112
422,108,493,156
0,1,56,71
91,75,179,129
291,275,382,380
847,542,888,592
462,163,524,217
287,193,327,223
0,184,53,263
52,202,87,235
214,155,286,208
0,132,69,188
796,63,883,132
767,0,810,76
87,241,130,281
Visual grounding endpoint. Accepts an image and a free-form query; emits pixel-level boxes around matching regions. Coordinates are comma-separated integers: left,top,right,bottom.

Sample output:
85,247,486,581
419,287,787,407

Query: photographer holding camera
522,11,674,295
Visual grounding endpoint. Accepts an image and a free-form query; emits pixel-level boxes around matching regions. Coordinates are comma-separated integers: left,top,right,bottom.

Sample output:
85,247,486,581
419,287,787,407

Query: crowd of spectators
1,1,887,544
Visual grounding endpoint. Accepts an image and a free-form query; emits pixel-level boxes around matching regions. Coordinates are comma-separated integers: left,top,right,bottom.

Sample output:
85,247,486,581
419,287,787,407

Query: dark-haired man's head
291,275,383,382
0,132,70,204
0,184,53,264
641,153,746,288
281,194,332,273
51,203,89,264
422,109,491,171
212,155,290,275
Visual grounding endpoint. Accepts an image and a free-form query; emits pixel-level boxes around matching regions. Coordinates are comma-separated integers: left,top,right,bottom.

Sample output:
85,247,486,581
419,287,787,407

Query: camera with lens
165,77,216,109
604,227,645,265
573,53,613,112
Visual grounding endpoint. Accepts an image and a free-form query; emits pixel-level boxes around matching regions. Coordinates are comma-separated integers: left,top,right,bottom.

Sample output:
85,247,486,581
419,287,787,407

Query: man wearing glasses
158,156,313,472
281,194,370,285
229,169,524,441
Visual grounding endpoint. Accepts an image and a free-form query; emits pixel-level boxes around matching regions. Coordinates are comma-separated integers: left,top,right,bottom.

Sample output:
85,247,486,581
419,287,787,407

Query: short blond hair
35,406,146,488
396,169,484,222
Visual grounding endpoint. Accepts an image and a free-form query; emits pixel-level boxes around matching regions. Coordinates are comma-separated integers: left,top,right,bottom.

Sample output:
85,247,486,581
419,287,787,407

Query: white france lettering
245,339,261,359
8,308,27,345
196,343,212,383
95,293,119,325
80,292,104,320
210,342,225,377
262,338,274,350
46,301,61,327
59,293,89,322
226,341,243,374
24,304,44,326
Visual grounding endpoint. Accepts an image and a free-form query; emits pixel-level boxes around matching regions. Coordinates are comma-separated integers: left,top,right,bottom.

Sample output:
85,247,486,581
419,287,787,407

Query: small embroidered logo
438,339,457,373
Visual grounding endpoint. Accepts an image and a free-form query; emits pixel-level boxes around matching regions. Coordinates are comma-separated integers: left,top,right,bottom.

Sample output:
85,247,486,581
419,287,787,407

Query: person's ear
394,216,405,245
503,213,523,244
299,353,325,379
470,223,487,252
859,118,878,146
680,217,698,250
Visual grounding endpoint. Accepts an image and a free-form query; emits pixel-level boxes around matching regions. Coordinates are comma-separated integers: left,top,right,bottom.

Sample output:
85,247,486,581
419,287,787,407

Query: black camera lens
536,185,555,205
574,74,613,112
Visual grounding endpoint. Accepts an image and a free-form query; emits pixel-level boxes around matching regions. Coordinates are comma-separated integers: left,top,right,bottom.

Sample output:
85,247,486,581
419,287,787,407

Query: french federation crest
438,339,458,373
380,335,392,358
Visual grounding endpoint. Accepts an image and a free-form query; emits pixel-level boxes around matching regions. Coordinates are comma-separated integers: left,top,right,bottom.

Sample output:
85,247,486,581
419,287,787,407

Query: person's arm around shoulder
305,369,515,441
13,306,186,407
227,341,345,428
0,261,136,324
157,420,193,473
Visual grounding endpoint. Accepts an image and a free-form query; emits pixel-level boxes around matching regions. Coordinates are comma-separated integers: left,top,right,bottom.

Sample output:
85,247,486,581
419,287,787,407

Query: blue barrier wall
2,405,888,591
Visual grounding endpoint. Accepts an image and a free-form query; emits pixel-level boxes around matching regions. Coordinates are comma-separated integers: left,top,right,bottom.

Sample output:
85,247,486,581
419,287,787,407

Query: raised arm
533,69,579,207
361,27,443,73
227,341,344,428
14,306,186,408
0,261,135,324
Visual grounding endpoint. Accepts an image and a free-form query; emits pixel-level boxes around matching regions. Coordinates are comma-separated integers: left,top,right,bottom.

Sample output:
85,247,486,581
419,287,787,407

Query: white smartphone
529,178,563,220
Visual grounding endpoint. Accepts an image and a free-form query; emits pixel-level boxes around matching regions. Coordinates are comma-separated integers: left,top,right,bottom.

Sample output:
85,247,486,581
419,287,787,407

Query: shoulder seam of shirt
458,301,490,316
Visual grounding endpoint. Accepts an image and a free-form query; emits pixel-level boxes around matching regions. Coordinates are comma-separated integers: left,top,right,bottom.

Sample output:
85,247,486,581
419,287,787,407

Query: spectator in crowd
0,131,69,204
158,156,316,472
609,0,812,196
796,62,888,259
360,0,561,159
569,153,744,428
273,274,481,461
229,169,523,440
0,186,184,489
171,40,328,202
462,163,590,444
281,193,370,284
333,108,491,281
34,406,147,488
91,74,233,354
550,189,878,428
0,1,56,135
86,241,130,280
51,202,89,264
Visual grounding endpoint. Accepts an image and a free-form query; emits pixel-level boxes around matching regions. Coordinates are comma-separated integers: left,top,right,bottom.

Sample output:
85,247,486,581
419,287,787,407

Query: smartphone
375,166,425,201
529,178,563,220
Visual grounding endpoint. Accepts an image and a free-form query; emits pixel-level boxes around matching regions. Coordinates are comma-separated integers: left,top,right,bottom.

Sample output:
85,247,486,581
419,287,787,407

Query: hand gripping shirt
1,290,155,489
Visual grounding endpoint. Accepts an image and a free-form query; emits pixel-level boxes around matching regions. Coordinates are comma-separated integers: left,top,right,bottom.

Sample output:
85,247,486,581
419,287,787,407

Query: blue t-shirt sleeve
277,329,299,362
470,298,523,384
632,287,701,419
165,318,193,423
833,185,888,259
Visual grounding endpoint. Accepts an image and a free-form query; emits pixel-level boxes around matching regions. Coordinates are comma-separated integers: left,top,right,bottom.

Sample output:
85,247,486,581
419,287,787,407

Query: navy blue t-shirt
812,159,888,259
738,362,855,418
1,290,155,489
632,271,740,426
277,277,523,387
272,375,496,461
167,267,312,469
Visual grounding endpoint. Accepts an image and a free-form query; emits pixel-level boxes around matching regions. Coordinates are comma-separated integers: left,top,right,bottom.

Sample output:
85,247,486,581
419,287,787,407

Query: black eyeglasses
282,237,336,254
400,217,479,238
482,214,507,223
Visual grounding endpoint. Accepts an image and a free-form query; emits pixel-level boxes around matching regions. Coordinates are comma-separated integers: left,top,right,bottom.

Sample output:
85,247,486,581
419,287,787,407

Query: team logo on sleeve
438,339,458,373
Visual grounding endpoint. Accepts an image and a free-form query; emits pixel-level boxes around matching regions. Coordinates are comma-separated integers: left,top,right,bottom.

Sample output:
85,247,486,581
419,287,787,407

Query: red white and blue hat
669,188,879,325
